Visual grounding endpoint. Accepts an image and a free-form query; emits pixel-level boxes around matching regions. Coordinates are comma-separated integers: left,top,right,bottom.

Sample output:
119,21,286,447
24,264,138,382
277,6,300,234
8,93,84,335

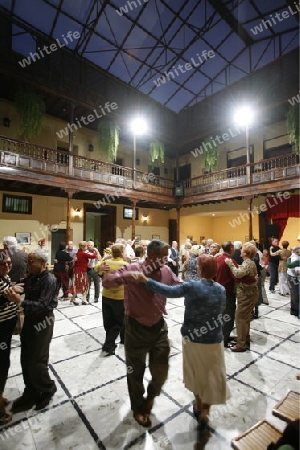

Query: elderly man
102,240,181,427
168,241,179,276
5,249,58,413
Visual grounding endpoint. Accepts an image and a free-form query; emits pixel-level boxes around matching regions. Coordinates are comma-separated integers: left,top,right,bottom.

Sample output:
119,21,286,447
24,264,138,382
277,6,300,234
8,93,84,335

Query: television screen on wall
123,207,138,220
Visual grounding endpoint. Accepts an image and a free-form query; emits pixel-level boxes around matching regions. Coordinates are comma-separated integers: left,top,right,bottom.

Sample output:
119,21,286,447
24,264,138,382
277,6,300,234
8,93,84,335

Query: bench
231,419,282,450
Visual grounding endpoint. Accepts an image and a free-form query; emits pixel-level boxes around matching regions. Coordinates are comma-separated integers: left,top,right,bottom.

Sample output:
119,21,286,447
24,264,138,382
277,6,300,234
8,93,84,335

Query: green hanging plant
97,120,120,162
14,86,45,141
202,138,219,172
149,139,165,163
286,104,300,154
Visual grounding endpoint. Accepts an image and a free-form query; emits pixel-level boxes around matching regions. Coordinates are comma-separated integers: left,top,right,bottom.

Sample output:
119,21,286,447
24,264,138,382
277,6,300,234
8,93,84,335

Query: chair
272,390,300,423
231,419,282,450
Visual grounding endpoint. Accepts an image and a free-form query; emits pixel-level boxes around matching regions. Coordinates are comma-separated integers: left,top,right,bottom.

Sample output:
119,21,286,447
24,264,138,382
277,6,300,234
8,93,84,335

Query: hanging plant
14,86,45,141
97,120,120,162
149,139,165,163
286,104,299,154
202,138,219,172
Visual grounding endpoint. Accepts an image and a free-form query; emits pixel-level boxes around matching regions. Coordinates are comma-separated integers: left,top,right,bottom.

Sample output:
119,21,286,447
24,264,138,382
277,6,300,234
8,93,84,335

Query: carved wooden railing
0,136,299,198
0,136,174,195
183,153,299,195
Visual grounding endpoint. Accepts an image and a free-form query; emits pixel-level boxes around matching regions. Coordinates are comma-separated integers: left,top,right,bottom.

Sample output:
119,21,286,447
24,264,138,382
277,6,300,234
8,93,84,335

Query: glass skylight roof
0,0,298,113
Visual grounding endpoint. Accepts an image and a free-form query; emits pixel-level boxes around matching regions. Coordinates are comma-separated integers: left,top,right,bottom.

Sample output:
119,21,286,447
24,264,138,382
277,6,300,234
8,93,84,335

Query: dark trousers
222,291,236,344
288,275,299,315
102,296,124,353
168,262,178,276
54,271,69,297
20,312,56,397
125,316,170,414
0,316,17,393
269,262,279,291
87,269,100,300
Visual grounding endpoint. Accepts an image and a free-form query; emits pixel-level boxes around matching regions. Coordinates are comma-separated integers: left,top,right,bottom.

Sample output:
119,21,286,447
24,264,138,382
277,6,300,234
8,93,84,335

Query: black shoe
104,351,115,357
35,385,57,411
224,341,235,348
11,393,37,413
94,299,99,303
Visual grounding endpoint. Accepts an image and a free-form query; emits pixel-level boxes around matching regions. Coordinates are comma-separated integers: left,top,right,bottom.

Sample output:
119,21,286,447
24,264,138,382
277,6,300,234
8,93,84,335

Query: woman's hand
3,287,21,303
12,283,24,294
224,258,231,265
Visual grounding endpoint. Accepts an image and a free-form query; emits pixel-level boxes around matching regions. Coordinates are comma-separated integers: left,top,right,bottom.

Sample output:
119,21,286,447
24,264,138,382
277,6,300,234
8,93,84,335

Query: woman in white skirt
133,254,230,429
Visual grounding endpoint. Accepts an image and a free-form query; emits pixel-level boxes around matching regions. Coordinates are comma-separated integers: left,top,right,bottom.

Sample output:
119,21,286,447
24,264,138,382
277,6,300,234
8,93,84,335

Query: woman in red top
71,241,97,305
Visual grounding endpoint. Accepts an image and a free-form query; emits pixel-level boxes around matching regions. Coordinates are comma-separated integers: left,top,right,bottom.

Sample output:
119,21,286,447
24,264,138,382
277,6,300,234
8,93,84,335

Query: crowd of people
0,233,299,434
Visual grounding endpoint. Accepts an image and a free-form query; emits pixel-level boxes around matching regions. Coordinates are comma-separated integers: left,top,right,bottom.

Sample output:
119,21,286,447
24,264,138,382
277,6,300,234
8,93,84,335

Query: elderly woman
71,241,97,305
0,250,19,424
182,245,204,281
225,242,258,352
133,254,230,429
270,241,291,296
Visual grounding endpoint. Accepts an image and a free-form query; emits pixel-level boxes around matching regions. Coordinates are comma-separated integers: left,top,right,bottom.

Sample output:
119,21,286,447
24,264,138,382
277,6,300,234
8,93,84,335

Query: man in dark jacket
5,249,58,413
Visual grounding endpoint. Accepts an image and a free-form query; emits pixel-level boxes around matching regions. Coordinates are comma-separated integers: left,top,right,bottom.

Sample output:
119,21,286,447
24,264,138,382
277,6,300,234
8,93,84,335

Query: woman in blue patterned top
132,254,231,429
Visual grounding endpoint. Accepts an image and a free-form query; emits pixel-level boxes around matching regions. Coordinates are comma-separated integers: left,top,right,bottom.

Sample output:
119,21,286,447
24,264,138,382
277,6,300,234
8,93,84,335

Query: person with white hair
182,245,204,281
232,241,243,265
4,249,59,413
287,246,300,317
3,236,28,282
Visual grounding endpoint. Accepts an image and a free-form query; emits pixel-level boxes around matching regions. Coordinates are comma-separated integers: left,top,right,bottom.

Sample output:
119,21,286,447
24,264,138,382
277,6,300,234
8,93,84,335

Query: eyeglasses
0,261,12,266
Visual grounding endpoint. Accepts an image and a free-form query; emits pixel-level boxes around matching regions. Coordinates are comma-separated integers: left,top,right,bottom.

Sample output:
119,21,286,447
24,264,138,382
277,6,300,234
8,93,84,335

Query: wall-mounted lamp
88,143,94,152
142,214,148,223
3,117,11,127
74,208,81,217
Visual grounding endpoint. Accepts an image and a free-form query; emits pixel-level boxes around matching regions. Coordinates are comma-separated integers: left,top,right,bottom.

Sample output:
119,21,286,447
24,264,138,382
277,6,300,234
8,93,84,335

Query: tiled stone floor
1,284,299,449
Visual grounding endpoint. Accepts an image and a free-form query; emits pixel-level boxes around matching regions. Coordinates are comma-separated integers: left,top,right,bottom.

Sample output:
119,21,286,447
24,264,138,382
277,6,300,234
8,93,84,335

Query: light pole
234,106,254,240
130,118,147,188
234,106,254,185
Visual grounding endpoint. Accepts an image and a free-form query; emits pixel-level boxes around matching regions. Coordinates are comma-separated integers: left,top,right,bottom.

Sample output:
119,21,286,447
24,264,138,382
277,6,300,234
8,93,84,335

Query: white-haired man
5,249,58,412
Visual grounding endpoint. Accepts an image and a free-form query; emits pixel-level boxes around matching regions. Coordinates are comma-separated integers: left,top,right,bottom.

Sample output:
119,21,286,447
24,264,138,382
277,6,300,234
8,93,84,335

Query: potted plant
14,86,45,141
97,120,120,162
286,104,299,154
202,138,219,172
149,139,165,163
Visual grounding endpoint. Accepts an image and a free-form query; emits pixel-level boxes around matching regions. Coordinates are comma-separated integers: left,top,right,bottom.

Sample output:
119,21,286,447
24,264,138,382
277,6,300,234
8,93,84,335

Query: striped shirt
0,276,17,323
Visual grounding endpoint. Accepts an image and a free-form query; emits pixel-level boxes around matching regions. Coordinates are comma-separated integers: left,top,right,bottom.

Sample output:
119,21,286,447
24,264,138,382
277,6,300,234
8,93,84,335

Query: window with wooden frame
2,194,32,214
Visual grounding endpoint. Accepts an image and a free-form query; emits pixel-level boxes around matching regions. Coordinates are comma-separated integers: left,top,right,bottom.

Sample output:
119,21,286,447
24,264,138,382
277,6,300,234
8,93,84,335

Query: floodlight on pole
130,118,147,188
234,106,255,240
233,106,254,183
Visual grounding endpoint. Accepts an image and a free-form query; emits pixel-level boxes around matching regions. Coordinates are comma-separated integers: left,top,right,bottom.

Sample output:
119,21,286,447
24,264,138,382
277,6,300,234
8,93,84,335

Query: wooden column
65,190,76,242
131,200,137,241
68,102,75,177
176,206,180,244
245,196,254,241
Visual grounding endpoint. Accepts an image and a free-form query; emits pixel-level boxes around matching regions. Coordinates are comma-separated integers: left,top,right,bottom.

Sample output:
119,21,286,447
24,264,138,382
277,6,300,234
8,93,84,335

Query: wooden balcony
0,135,299,206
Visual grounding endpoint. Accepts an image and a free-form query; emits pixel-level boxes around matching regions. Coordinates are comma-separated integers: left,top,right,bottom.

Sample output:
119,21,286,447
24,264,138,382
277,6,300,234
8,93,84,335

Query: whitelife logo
18,31,80,68
250,3,300,35
288,92,300,106
116,0,149,16
153,49,215,87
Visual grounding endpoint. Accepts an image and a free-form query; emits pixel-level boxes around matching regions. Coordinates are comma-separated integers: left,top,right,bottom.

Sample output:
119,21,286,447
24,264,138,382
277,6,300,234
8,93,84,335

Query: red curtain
266,195,300,240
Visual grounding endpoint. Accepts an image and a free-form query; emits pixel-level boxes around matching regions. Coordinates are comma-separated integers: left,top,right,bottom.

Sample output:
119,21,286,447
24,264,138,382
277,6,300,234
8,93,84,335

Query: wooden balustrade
0,135,299,199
